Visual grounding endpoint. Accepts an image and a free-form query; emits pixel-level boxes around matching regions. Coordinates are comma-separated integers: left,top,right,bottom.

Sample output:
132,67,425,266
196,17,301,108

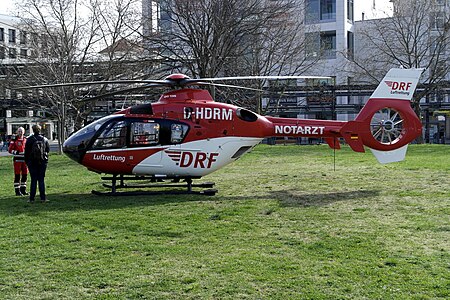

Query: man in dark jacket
25,125,50,203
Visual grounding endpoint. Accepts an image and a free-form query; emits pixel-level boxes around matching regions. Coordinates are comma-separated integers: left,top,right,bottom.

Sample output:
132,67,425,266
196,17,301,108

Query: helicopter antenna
121,95,127,110
333,138,336,172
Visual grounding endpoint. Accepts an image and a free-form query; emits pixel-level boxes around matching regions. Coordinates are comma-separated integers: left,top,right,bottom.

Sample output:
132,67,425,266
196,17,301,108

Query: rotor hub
165,74,191,81
382,119,395,132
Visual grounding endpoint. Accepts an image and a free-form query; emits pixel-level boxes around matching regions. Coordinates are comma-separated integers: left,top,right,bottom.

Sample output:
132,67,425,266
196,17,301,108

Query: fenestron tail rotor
370,108,404,145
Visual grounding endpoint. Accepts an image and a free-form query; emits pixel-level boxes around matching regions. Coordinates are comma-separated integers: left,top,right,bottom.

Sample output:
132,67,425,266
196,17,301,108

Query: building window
8,48,17,59
320,31,336,59
151,0,160,33
31,33,39,47
305,32,320,58
320,0,336,21
347,0,354,22
20,31,27,45
305,31,337,59
0,28,4,42
305,0,320,24
306,77,336,86
159,0,173,32
431,12,445,30
347,31,354,59
305,0,336,23
0,46,5,59
20,48,28,58
30,49,37,58
8,29,16,43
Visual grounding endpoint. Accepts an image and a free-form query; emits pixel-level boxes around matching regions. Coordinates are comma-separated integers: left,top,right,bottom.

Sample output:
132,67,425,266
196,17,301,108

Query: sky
1,0,393,19
0,0,16,15
355,0,393,21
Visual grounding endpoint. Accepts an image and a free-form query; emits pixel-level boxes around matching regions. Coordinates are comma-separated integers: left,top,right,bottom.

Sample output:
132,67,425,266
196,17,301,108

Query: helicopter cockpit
63,115,190,163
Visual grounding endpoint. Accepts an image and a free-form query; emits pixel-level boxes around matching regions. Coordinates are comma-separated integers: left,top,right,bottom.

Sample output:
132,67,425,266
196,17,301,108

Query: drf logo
385,81,412,93
165,150,219,168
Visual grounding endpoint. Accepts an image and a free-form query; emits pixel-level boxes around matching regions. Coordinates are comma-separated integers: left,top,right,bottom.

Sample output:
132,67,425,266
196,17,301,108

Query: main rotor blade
189,75,331,82
195,82,266,92
14,74,332,92
76,83,162,103
14,79,171,90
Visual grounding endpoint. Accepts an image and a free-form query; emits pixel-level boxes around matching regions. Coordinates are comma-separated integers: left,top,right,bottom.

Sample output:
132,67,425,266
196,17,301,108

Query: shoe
27,199,34,203
20,187,29,196
41,199,48,203
15,189,23,196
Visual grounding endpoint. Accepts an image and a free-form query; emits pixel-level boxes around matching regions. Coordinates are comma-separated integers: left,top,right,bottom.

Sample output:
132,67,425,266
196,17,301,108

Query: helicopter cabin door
88,119,133,174
127,120,164,175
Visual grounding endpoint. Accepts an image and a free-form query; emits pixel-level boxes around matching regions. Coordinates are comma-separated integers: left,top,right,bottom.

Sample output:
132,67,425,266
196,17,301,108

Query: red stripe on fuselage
82,147,165,174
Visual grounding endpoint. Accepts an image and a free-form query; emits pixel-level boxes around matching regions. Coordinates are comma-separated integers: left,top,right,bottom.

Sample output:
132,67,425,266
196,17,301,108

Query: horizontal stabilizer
369,145,408,164
325,137,340,150
340,121,365,152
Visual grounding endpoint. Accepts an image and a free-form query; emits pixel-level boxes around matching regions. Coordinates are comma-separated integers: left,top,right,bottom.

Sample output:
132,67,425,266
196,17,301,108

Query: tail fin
340,68,424,163
370,68,423,101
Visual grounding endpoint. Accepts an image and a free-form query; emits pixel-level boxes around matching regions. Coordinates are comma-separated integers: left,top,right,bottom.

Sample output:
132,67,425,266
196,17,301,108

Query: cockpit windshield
63,115,123,162
74,115,121,137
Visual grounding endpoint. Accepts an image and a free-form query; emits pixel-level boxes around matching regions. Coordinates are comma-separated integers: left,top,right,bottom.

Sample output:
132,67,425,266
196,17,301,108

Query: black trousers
27,162,47,201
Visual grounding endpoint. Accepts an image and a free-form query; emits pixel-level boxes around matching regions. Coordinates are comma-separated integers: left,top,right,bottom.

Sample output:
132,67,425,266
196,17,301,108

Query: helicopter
33,68,424,195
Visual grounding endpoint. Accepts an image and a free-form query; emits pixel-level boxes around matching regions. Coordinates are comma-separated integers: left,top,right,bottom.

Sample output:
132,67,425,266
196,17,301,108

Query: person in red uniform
8,127,28,196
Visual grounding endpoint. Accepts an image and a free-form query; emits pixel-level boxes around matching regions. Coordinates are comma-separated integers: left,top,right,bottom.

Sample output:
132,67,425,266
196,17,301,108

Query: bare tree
223,1,320,113
143,0,317,112
146,0,275,78
12,0,144,152
348,0,450,120
74,0,149,130
13,0,96,152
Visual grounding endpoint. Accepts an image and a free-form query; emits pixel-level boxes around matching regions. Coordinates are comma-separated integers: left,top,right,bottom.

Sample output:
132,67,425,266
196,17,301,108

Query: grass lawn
0,144,449,299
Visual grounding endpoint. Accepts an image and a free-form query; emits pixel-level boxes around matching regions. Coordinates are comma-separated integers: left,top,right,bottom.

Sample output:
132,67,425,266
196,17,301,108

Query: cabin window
171,124,188,143
131,122,159,146
92,120,127,149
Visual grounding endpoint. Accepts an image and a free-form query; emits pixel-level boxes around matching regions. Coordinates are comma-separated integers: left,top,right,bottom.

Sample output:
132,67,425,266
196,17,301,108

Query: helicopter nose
63,136,87,163
63,127,97,163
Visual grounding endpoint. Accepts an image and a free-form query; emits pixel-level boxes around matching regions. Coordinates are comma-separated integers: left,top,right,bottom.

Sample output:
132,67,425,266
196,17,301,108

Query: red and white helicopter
58,68,423,195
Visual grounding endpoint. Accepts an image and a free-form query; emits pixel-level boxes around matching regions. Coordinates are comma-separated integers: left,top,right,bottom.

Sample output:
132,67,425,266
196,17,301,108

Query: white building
289,0,393,121
0,14,29,61
291,0,393,79
0,13,56,139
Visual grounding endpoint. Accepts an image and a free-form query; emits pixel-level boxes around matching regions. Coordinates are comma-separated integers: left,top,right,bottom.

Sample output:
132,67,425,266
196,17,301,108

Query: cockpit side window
91,120,127,149
171,124,188,144
130,122,160,146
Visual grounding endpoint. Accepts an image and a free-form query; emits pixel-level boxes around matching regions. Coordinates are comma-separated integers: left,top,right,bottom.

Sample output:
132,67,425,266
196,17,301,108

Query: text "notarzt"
275,125,325,135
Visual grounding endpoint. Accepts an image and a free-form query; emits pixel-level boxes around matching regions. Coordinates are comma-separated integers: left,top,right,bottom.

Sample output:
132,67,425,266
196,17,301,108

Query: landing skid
91,175,217,196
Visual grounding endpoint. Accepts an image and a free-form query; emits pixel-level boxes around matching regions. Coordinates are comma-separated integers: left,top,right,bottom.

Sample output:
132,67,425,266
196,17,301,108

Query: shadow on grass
0,191,209,215
0,188,379,215
219,189,380,207
271,189,380,207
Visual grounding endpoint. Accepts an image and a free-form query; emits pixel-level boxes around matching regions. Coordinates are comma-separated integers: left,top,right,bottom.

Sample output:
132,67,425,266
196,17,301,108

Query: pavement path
0,140,61,157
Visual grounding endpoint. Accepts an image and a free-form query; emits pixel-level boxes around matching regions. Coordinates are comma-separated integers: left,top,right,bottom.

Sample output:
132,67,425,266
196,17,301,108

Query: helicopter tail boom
265,68,423,163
